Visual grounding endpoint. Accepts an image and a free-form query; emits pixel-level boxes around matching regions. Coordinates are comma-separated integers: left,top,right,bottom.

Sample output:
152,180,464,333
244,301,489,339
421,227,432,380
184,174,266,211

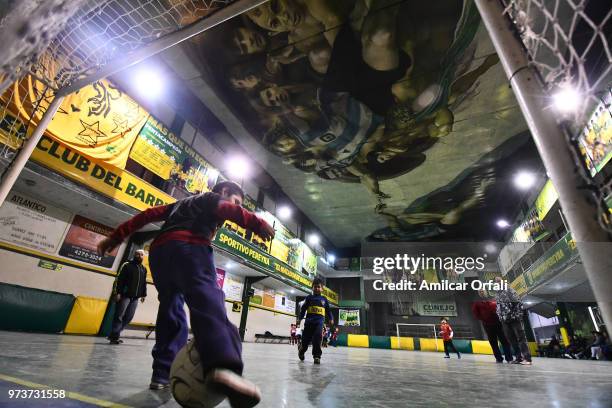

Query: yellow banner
510,274,528,296
32,135,175,211
322,286,339,305
11,76,149,168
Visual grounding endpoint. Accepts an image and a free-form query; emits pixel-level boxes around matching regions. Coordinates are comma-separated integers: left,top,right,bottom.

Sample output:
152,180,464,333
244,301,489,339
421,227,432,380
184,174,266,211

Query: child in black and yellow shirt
297,278,334,364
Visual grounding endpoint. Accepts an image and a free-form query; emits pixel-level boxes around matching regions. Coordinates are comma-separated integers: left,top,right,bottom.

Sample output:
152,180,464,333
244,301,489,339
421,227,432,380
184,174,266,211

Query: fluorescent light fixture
225,262,234,269
327,254,336,264
290,289,295,294
514,171,536,190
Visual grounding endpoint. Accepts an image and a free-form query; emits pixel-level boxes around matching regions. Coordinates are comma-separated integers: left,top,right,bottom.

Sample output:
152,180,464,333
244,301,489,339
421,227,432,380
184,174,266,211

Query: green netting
0,283,75,333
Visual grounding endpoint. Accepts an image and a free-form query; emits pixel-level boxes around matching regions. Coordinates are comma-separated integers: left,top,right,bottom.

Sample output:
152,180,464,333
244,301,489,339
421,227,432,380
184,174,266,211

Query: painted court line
0,373,132,408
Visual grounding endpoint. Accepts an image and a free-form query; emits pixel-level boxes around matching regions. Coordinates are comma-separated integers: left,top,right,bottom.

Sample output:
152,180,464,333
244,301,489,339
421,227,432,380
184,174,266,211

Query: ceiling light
484,243,497,254
135,68,163,99
553,86,580,113
496,219,510,228
308,234,320,246
514,171,536,190
277,206,292,220
226,156,250,179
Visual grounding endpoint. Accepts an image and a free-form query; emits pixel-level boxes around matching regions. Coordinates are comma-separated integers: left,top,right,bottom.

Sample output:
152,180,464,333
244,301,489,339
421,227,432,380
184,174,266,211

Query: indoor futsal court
0,0,611,407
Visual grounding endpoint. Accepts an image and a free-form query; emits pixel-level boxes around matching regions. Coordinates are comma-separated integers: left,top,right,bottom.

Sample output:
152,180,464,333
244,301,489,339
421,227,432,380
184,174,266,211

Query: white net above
0,0,234,160
503,0,612,232
503,0,611,125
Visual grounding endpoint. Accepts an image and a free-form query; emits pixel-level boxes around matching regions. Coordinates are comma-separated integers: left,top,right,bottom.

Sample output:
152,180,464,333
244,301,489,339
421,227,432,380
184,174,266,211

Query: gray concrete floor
0,331,611,408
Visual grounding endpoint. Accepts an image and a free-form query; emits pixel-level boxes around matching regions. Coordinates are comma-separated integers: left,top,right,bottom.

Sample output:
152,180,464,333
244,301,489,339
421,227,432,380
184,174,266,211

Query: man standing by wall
472,289,513,363
108,249,147,344
494,276,533,365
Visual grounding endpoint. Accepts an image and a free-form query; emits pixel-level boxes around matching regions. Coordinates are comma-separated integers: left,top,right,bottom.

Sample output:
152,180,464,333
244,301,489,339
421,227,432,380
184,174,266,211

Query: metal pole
0,94,64,206
475,0,612,329
58,0,269,96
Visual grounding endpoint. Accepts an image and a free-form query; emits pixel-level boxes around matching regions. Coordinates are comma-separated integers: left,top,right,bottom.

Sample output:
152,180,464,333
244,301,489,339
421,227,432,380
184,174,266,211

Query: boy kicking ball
297,278,334,364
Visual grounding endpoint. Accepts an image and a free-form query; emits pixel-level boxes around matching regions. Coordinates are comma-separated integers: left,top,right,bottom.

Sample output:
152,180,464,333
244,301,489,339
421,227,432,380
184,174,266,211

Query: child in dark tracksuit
98,181,274,408
298,278,334,364
440,318,461,359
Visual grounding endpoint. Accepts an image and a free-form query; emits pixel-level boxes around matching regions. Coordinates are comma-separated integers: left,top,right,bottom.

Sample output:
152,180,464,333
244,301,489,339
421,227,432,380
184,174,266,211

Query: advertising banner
0,192,72,254
59,215,118,268
263,287,276,308
222,273,244,302
216,268,226,289
32,135,175,211
302,244,317,276
214,229,313,288
258,211,303,271
339,309,360,326
417,300,457,317
129,117,219,193
9,76,148,168
535,180,558,221
274,291,296,314
578,95,612,177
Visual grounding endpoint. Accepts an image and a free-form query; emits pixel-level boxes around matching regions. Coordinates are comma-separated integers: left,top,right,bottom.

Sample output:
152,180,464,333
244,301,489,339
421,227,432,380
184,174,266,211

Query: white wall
0,249,115,299
225,303,295,342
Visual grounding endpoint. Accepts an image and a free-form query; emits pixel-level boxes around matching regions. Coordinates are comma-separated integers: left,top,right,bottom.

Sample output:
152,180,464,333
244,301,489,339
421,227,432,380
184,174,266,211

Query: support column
475,0,612,330
0,94,64,206
238,276,266,341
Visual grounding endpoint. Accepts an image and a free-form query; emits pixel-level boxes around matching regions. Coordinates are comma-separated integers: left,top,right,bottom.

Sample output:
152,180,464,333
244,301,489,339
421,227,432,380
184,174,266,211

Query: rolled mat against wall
0,283,75,333
64,296,108,335
369,335,391,349
98,300,116,337
452,339,473,354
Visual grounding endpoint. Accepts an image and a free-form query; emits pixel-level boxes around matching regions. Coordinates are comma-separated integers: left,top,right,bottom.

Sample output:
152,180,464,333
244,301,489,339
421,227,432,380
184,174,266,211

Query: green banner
525,233,577,287
214,229,312,289
510,233,578,296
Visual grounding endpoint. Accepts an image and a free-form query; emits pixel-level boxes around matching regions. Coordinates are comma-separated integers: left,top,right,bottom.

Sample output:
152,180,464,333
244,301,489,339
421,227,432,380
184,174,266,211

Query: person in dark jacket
494,276,533,365
108,249,147,344
472,290,513,363
98,181,274,407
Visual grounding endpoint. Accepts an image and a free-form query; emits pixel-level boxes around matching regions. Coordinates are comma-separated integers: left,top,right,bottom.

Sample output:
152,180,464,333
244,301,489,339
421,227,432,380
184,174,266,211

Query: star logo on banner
111,117,129,134
78,119,106,146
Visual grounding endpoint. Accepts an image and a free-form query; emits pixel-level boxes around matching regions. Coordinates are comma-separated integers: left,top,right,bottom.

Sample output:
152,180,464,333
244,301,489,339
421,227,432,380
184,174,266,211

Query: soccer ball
170,340,225,408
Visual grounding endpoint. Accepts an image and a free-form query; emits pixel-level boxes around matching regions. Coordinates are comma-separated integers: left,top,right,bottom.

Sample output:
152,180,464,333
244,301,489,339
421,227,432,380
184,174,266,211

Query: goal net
501,0,612,231
0,0,249,162
395,323,440,351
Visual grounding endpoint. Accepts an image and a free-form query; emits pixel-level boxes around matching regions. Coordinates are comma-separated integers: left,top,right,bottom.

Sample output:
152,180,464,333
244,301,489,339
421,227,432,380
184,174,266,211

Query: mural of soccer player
367,135,541,241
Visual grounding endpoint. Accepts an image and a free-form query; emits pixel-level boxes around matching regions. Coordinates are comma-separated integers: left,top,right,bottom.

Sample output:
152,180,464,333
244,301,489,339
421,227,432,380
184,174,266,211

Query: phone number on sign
8,389,66,399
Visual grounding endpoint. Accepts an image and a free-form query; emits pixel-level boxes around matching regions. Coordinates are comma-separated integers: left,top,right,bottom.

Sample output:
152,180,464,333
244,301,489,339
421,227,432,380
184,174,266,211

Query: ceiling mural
182,0,534,246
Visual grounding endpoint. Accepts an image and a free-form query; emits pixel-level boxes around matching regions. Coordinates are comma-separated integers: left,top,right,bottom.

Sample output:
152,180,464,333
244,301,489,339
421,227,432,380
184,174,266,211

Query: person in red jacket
472,290,513,363
98,181,274,408
440,317,461,359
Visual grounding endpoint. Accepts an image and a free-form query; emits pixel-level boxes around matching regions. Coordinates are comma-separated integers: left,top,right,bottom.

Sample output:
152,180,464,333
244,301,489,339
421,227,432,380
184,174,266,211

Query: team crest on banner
11,74,149,168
